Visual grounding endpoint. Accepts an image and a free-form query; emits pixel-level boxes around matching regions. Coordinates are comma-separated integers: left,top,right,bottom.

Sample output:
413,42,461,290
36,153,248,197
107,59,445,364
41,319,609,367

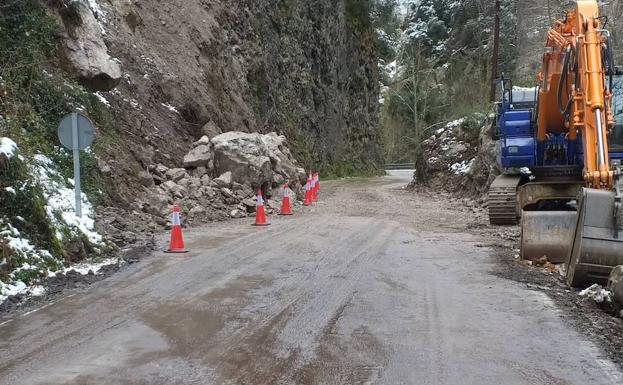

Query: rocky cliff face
54,0,381,206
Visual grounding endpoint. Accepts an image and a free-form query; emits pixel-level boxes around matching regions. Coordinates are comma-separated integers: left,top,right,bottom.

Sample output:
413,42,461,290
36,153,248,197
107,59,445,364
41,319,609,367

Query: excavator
489,0,623,287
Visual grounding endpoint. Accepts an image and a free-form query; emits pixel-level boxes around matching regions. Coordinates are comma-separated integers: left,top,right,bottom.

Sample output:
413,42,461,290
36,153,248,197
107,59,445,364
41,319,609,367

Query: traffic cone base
165,248,189,253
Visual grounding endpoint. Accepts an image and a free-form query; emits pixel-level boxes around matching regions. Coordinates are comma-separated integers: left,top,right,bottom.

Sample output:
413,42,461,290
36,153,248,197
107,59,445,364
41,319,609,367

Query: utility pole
489,0,501,102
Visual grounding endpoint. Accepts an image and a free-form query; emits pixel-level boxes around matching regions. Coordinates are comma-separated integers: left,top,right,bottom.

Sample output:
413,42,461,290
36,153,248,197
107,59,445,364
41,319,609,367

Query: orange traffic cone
166,205,188,253
312,172,319,202
253,190,270,226
278,183,293,215
303,174,312,206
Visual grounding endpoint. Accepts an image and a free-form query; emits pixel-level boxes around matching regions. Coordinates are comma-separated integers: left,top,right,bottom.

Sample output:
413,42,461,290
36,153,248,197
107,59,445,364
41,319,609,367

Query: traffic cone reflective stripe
279,184,293,215
166,205,188,253
253,190,270,226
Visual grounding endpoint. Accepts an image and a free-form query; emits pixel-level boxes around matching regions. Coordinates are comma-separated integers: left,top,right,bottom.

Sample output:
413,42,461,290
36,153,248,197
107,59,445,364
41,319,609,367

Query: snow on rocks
421,117,477,182
449,159,474,175
580,284,613,304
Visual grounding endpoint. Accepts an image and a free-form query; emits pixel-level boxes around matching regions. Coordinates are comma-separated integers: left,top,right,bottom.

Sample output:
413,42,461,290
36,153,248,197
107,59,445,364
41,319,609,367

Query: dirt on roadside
463,200,623,367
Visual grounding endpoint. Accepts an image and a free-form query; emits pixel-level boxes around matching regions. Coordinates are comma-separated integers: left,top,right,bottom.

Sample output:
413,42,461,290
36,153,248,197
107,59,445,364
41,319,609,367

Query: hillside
0,0,382,301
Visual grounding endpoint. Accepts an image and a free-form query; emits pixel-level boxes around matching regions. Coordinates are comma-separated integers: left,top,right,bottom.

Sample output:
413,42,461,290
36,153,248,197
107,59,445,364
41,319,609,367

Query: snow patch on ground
0,281,27,303
55,257,118,276
0,140,109,303
0,138,17,158
32,155,102,244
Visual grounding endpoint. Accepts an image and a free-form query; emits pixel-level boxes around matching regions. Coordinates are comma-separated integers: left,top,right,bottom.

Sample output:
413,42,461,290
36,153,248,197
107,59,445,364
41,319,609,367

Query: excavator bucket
520,211,577,263
566,188,623,287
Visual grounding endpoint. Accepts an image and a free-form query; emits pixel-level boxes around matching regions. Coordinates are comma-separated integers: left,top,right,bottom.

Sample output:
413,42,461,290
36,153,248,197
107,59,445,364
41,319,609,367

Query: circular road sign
57,112,96,151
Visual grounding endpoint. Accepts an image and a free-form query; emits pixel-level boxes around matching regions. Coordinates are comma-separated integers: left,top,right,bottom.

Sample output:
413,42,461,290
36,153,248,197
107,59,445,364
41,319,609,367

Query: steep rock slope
70,0,381,206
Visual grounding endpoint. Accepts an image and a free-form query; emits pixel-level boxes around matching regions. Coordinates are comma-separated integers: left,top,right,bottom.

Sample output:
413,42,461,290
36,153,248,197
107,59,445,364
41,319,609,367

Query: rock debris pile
135,131,306,229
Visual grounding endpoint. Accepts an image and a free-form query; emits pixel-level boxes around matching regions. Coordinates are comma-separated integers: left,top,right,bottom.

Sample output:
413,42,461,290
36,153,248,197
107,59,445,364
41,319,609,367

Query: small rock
190,206,205,215
162,181,186,198
242,198,256,209
220,187,234,198
193,167,208,177
200,174,212,186
201,121,222,139
213,171,232,188
230,209,245,218
187,177,201,189
183,144,212,168
162,180,178,191
97,157,112,175
165,168,187,182
273,173,285,186
153,163,169,177
193,135,211,147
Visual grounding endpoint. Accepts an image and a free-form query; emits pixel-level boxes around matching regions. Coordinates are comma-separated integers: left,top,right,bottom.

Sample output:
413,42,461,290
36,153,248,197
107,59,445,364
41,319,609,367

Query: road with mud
1,174,622,384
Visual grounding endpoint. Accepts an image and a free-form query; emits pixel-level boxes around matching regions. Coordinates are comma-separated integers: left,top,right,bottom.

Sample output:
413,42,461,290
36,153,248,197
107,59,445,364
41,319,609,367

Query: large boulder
211,132,273,188
58,1,122,91
211,132,305,188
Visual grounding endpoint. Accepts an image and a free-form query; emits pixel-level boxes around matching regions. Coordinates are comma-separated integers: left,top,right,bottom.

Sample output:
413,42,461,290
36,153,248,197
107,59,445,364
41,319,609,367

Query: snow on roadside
0,138,17,158
0,140,109,302
50,257,118,277
32,154,103,245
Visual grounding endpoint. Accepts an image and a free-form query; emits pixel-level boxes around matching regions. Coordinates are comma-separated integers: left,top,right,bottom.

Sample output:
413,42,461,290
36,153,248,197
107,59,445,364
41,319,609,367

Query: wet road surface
1,174,622,384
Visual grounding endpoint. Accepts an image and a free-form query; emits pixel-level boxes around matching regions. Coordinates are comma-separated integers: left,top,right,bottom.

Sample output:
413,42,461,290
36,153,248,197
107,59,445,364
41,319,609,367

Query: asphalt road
1,174,622,385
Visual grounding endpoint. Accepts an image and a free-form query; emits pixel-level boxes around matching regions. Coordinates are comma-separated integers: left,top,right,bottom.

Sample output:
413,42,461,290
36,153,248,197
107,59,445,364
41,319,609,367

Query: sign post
58,113,95,218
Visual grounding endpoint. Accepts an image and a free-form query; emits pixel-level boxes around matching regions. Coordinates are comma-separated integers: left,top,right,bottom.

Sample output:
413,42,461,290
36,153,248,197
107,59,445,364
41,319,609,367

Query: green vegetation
0,1,115,286
374,0,517,181
322,160,383,180
345,0,373,34
0,0,115,205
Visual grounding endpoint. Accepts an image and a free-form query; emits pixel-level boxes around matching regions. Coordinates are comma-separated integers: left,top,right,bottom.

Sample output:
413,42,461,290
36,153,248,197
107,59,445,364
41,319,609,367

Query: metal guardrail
384,163,415,170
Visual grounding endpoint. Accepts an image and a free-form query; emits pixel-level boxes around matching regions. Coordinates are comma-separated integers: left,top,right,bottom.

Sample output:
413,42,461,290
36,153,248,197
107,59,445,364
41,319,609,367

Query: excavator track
488,175,521,225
